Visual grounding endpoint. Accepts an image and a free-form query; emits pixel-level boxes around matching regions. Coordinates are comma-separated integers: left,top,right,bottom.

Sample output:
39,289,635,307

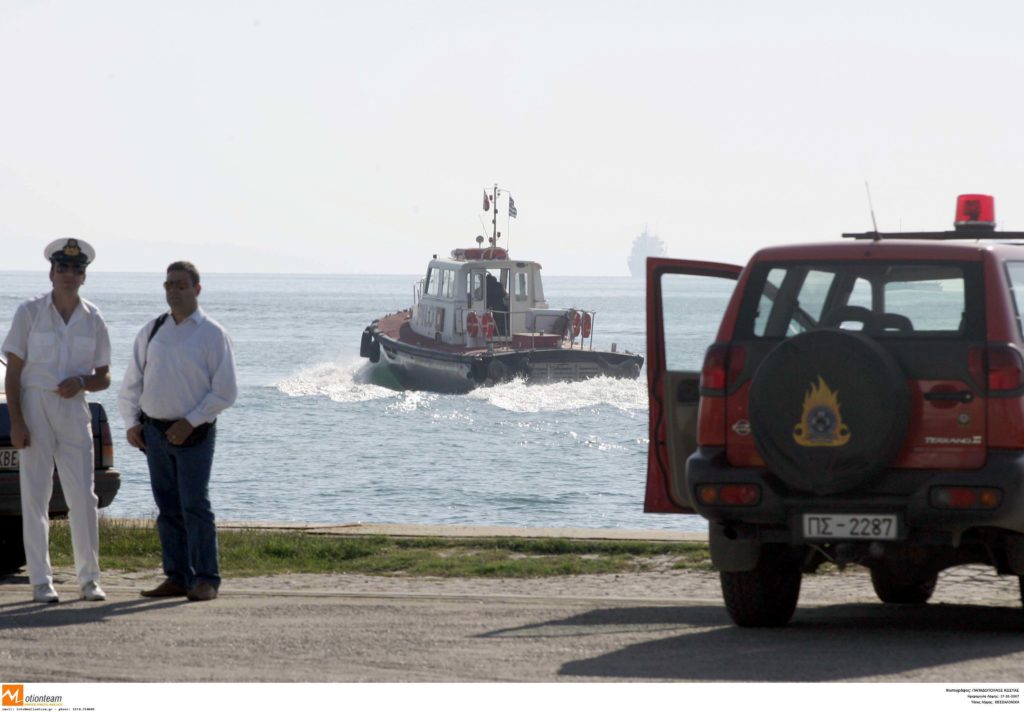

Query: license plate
0,447,18,471
802,513,899,540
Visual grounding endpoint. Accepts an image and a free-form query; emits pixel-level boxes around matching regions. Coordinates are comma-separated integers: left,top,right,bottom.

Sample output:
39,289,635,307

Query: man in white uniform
2,238,111,603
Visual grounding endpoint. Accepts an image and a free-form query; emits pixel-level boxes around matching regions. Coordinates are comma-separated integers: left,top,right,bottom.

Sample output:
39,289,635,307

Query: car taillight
100,419,114,468
696,483,761,506
700,344,745,394
985,344,1024,393
930,486,1002,510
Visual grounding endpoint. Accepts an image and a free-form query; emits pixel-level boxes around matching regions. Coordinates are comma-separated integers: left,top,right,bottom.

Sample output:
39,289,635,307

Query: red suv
646,194,1024,626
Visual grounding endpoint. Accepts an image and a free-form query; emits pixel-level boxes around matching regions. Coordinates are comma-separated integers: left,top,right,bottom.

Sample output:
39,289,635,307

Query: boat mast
490,183,500,248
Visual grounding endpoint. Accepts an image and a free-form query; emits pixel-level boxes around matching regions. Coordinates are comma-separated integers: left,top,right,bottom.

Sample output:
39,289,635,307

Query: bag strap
148,313,170,345
141,313,170,386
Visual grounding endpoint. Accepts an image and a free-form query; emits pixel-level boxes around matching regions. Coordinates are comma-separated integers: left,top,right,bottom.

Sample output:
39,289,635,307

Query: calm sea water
0,270,733,532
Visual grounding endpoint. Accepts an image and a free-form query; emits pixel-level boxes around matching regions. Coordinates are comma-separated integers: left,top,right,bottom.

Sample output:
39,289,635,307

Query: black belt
140,412,216,431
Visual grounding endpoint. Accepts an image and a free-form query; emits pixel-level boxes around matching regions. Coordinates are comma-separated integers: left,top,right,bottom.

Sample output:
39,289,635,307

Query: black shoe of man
141,578,188,598
186,582,219,602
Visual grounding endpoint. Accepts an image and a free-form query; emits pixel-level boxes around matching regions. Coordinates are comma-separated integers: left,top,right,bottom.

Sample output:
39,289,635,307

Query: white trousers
18,387,100,586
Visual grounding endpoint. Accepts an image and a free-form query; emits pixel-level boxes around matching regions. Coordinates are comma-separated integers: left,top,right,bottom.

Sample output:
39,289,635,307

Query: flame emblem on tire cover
793,376,851,447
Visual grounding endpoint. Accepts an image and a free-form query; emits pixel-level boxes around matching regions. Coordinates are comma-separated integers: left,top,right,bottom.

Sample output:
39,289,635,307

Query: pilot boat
359,187,644,393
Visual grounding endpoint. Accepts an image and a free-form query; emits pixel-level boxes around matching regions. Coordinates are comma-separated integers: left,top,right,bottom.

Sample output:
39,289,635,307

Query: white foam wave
275,361,397,403
469,375,648,414
387,390,439,413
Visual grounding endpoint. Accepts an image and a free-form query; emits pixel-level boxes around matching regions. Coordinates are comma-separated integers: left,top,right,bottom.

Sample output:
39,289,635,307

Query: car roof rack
843,194,1024,241
842,229,1024,241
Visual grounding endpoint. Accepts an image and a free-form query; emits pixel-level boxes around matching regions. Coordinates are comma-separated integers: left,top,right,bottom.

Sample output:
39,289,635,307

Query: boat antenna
482,184,515,255
865,181,881,241
491,183,500,249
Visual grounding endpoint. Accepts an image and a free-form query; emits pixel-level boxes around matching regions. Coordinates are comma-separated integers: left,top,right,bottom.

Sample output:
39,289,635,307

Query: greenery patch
48,519,713,578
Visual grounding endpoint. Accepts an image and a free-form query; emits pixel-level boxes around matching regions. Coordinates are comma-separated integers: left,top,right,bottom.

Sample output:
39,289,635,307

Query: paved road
2,567,1024,682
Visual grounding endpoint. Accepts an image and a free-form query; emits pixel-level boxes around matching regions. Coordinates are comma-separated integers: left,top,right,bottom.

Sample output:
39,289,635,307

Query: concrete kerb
215,521,710,542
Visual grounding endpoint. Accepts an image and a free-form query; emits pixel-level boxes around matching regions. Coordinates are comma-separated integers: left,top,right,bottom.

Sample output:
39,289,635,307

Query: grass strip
48,518,712,578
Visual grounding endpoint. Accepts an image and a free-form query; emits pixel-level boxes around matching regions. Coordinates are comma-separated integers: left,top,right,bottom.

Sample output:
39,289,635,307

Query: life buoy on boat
466,311,480,338
570,310,582,338
481,311,496,340
581,312,593,339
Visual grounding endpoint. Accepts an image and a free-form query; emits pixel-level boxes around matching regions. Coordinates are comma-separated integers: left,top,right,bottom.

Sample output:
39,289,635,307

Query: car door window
661,273,735,371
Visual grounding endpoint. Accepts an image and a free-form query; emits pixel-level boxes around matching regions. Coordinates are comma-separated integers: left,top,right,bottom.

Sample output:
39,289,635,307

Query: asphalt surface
2,525,1024,682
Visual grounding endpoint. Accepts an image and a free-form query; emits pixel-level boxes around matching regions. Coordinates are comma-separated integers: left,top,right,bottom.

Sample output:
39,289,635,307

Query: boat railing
484,309,597,350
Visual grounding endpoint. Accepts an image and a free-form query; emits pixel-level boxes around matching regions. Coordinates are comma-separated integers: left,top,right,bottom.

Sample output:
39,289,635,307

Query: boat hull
364,321,643,394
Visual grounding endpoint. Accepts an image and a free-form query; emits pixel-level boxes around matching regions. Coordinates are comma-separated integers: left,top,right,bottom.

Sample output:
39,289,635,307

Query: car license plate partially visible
803,514,899,541
0,447,18,471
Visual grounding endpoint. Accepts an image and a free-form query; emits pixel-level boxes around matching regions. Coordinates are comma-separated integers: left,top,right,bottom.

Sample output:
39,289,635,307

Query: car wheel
0,516,26,574
870,566,938,604
719,544,802,627
748,329,910,495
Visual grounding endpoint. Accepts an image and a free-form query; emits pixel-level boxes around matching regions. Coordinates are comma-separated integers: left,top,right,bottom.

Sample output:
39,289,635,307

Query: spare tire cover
748,329,910,495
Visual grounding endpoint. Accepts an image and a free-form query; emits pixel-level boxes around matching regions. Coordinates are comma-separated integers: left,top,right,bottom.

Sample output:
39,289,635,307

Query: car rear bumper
685,447,1024,541
0,469,121,517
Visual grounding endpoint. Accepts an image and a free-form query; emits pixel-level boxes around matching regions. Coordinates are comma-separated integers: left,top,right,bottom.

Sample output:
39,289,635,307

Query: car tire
0,516,26,574
870,567,938,604
748,328,911,495
719,544,802,627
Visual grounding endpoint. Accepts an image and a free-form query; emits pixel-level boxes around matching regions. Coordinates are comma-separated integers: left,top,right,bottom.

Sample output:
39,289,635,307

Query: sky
2,0,1024,276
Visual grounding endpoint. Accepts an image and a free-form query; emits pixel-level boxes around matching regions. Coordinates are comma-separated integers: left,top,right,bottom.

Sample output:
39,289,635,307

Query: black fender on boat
468,359,488,384
609,356,641,379
486,358,508,383
360,327,381,363
512,358,530,379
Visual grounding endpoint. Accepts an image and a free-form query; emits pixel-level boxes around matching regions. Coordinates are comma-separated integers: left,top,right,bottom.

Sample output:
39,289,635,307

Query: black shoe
186,581,218,601
141,578,188,597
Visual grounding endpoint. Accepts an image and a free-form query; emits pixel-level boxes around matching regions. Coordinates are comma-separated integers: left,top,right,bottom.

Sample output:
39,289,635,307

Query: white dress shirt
118,307,237,428
1,292,111,391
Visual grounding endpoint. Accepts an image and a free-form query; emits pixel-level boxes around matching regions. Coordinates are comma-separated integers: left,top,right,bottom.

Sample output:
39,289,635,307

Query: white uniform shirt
1,293,111,391
118,307,238,428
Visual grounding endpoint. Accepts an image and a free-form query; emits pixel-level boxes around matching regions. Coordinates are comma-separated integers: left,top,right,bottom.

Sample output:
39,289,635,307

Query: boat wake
468,375,648,414
276,360,648,413
275,360,399,403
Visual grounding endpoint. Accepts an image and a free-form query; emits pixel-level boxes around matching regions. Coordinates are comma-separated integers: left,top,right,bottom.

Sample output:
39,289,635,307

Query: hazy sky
3,1,1023,275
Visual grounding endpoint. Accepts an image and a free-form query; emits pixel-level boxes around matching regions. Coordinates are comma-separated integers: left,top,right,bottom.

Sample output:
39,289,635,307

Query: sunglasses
54,262,86,275
163,279,194,291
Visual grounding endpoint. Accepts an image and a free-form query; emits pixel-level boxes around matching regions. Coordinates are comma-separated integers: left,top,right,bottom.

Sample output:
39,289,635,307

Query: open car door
645,257,742,513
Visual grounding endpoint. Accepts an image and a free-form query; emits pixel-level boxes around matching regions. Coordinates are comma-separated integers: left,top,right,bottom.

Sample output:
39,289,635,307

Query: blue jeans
143,421,220,590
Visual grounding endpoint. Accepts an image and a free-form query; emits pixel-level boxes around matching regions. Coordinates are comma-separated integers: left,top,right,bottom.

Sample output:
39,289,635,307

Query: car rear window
741,261,981,339
1005,261,1024,339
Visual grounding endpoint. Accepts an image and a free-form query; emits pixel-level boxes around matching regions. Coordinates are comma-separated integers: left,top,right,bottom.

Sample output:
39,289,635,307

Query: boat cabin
411,247,569,348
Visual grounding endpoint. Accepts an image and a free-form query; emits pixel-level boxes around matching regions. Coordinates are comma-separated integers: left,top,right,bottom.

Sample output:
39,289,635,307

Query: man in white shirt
2,238,111,603
118,261,237,602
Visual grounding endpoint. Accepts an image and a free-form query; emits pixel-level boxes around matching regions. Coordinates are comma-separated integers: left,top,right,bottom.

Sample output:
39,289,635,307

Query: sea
0,270,734,533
